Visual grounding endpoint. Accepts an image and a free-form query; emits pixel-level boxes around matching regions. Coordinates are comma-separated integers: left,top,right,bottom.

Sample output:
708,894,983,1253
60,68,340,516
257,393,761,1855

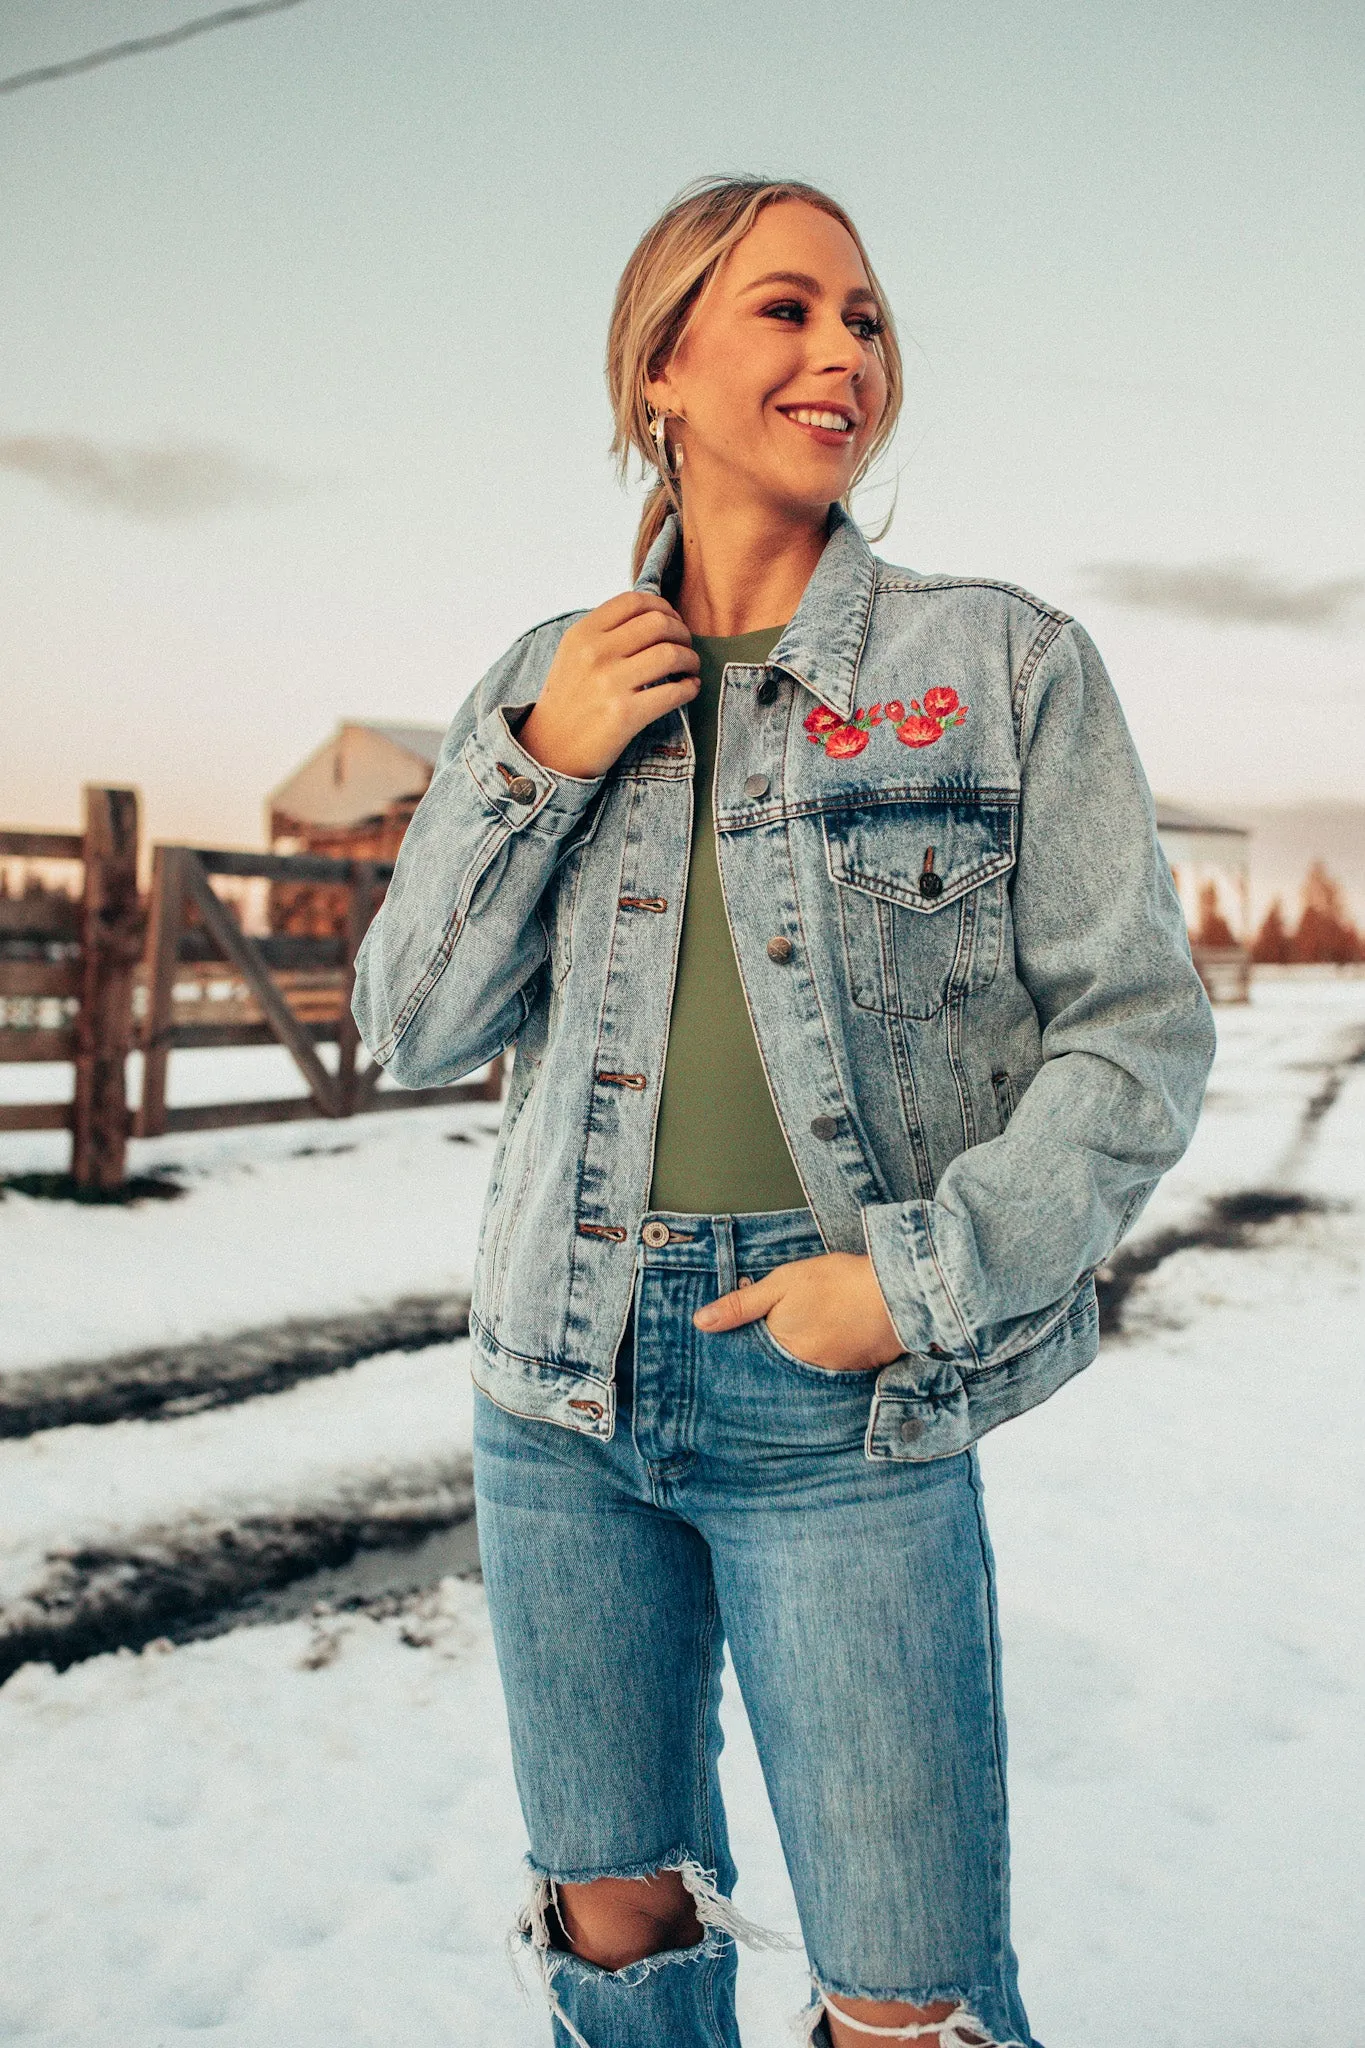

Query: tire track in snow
1095,1189,1330,1334
0,1465,477,1684
0,1293,471,1439
1097,1022,1364,1334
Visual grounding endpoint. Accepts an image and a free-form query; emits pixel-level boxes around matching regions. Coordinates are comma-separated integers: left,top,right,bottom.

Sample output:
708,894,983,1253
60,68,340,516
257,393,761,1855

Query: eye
848,312,884,342
760,298,807,324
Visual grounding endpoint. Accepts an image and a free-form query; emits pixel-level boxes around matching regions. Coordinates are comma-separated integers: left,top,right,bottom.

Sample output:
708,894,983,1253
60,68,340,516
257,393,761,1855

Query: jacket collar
633,501,875,724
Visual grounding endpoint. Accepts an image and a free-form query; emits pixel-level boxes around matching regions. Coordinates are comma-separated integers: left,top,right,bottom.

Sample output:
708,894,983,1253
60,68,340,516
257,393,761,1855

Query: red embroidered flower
895,714,944,749
805,690,968,756
824,724,871,757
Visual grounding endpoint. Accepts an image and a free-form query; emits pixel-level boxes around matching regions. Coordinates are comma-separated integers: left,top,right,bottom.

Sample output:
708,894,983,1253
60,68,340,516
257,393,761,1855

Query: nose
812,307,868,383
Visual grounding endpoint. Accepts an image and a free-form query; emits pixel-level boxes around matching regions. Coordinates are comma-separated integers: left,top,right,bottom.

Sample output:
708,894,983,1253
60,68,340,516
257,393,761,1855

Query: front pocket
751,1315,882,1383
823,799,1016,1019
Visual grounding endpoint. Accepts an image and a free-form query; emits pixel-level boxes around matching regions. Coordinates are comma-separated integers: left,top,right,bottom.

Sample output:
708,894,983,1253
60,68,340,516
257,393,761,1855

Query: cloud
0,433,302,519
1079,558,1365,629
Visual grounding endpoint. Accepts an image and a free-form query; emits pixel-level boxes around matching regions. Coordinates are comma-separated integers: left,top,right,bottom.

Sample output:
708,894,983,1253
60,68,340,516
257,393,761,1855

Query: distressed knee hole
554,1869,703,1971
527,1857,795,1969
804,1984,1020,2046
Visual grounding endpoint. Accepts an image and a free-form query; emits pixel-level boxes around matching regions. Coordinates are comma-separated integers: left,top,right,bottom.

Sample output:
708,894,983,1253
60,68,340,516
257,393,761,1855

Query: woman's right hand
515,592,700,780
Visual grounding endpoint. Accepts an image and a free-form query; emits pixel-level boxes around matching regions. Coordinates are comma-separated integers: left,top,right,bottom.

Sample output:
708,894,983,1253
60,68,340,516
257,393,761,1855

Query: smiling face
646,199,890,527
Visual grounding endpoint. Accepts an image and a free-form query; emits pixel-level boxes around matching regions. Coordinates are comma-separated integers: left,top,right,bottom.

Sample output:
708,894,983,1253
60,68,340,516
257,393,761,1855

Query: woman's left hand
693,1252,905,1373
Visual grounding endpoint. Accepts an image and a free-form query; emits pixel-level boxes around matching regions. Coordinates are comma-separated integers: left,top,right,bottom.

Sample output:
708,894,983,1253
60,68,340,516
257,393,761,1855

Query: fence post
137,844,189,1139
337,860,376,1116
72,786,141,1191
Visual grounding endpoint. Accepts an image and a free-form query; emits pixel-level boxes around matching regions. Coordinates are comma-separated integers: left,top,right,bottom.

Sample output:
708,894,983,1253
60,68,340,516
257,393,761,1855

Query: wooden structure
0,789,501,1191
1,789,141,1188
137,844,499,1135
267,722,444,935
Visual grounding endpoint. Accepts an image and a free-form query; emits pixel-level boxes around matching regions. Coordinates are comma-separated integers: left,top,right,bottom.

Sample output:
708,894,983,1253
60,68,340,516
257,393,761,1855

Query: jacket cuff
860,1200,975,1362
462,702,603,833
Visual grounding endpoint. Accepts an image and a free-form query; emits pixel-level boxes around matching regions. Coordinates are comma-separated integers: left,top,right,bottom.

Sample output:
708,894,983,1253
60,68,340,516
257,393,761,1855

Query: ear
644,361,681,416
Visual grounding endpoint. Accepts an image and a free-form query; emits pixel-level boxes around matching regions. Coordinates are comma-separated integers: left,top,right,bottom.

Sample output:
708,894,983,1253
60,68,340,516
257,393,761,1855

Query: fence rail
0,790,503,1188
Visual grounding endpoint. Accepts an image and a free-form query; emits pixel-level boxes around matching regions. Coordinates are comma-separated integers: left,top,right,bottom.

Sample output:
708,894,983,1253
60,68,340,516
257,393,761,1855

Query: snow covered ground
1,976,1362,2046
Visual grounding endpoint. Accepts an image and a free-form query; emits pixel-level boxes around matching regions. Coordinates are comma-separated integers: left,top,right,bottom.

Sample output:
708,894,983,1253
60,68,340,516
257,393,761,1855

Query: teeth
788,408,853,432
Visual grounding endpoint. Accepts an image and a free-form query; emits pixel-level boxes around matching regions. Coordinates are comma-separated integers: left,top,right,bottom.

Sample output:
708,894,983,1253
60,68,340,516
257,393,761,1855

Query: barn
266,721,446,935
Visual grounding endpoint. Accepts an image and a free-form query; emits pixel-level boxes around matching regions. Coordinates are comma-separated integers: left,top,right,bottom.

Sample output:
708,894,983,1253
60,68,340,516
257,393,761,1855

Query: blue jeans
473,1208,1039,2048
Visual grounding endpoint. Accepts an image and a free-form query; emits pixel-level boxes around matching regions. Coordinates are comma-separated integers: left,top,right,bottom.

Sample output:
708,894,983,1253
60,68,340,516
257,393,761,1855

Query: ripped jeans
473,1208,1040,2048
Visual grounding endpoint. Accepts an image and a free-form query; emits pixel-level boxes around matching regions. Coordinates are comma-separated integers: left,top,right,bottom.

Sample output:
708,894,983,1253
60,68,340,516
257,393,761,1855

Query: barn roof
356,721,446,766
1154,798,1248,839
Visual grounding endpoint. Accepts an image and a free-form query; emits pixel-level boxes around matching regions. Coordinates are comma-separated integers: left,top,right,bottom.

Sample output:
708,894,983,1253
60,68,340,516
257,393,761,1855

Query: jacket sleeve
861,617,1217,1368
351,621,605,1086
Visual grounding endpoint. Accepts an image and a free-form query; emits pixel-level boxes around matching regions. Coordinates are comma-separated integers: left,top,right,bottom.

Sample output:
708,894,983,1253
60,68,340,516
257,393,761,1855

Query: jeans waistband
636,1206,826,1278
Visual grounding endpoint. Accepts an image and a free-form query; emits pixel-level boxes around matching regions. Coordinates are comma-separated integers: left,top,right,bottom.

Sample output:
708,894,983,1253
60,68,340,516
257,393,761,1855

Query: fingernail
694,1307,719,1329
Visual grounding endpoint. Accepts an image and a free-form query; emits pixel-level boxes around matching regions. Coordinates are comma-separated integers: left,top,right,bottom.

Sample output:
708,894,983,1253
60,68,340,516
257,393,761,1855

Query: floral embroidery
802,686,969,757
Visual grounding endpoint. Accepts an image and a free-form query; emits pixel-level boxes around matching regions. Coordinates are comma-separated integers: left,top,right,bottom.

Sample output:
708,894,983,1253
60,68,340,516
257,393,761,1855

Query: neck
670,490,830,636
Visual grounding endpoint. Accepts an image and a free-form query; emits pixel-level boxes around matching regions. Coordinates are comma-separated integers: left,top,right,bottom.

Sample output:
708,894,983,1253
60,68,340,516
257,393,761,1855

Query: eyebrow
740,269,880,307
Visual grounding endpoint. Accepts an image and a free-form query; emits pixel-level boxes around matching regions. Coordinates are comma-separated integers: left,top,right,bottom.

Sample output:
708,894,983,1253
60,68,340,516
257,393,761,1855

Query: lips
778,404,857,446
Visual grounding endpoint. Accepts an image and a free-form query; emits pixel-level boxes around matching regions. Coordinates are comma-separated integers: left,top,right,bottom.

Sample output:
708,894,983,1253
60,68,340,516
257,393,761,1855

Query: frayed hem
796,1978,1026,2046
510,1852,797,2047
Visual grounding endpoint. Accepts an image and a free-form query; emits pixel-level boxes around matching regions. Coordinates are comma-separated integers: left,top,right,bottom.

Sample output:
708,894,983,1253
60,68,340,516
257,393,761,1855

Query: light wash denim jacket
353,507,1215,1460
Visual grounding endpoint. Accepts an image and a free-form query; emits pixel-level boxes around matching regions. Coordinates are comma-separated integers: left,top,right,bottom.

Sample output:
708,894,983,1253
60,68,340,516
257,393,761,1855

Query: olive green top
647,626,808,1215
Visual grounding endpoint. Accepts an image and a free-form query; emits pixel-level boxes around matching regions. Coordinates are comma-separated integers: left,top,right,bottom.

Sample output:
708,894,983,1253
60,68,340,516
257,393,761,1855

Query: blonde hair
607,175,903,578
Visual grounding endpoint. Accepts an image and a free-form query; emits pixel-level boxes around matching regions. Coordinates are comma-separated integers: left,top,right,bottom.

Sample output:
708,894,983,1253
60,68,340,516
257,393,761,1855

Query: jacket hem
469,1308,616,1439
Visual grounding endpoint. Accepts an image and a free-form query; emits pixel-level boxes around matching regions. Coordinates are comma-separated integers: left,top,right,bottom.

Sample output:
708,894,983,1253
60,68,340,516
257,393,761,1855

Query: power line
0,0,317,97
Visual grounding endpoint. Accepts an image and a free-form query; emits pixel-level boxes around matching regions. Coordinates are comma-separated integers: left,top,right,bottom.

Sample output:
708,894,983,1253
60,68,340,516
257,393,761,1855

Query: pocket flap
823,799,1017,914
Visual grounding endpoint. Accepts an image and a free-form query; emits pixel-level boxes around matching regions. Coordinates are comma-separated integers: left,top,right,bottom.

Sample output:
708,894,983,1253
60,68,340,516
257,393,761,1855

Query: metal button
743,773,770,799
756,676,779,705
641,1220,671,1248
918,871,944,900
899,1417,925,1444
810,1114,839,1141
766,935,793,963
506,774,537,804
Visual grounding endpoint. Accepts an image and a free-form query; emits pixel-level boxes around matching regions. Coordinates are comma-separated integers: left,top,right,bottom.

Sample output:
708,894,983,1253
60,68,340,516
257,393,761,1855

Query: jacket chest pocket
822,799,1016,1019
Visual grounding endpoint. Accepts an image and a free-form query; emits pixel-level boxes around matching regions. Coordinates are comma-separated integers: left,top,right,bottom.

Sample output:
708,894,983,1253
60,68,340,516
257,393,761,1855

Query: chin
771,472,854,517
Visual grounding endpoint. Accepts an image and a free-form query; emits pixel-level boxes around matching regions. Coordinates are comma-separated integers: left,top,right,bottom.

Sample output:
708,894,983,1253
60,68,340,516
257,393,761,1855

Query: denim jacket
353,507,1215,1460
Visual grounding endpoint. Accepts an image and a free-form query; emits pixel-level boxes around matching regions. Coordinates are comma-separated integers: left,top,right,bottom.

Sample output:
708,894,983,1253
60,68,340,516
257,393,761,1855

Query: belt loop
714,1215,737,1295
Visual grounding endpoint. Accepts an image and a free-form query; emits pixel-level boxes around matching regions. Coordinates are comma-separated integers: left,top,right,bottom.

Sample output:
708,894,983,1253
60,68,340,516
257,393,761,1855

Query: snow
1,976,1363,2046
0,1347,475,1606
0,1077,501,1370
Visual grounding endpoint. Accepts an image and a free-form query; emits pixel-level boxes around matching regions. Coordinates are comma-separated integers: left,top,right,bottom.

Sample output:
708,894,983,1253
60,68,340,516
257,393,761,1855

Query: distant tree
1289,862,1362,964
1193,879,1237,949
1251,898,1292,964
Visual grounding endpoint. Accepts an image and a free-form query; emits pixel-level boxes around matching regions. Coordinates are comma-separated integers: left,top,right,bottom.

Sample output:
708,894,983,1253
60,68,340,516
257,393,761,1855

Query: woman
353,177,1215,2048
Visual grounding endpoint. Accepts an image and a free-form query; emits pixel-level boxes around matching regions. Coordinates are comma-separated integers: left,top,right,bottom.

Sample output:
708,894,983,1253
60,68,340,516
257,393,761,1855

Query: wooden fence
0,789,502,1192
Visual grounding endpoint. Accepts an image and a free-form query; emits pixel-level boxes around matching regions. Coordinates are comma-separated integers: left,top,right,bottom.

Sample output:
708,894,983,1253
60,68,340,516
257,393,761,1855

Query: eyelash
762,298,884,342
